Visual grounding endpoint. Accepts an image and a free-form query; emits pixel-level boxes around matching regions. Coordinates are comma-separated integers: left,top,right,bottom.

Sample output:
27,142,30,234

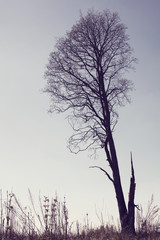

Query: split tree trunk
106,131,136,234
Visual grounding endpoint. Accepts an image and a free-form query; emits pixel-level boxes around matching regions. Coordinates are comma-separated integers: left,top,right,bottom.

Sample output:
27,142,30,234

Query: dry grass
0,190,159,240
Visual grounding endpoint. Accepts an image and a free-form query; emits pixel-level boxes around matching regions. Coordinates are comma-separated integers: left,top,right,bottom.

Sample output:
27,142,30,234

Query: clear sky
0,0,160,228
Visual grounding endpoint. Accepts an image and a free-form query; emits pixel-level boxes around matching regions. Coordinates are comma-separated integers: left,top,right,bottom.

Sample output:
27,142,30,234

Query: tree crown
45,9,136,153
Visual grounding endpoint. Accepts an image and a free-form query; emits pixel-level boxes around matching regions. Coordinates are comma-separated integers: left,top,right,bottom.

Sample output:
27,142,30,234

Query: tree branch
90,166,114,182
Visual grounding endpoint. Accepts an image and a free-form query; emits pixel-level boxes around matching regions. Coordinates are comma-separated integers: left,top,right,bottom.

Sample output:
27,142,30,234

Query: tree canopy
45,9,136,154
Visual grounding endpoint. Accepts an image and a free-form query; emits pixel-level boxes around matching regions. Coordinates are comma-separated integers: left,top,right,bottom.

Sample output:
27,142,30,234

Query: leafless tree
44,9,137,234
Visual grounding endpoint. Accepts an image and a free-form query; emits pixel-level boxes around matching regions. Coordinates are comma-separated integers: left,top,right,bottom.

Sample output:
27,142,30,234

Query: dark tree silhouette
44,9,137,233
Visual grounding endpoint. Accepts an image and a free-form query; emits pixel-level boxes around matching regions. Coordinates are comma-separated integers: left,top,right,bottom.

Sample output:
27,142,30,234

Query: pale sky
0,0,160,228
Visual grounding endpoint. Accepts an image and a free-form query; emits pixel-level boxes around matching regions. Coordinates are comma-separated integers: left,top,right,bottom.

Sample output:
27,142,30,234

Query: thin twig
90,166,114,182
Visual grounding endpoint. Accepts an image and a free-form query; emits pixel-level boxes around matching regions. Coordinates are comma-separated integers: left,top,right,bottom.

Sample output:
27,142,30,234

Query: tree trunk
106,131,136,234
107,132,128,231
100,71,136,234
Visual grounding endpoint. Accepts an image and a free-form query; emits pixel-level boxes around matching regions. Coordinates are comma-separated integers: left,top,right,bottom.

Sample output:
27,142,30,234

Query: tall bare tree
44,9,137,233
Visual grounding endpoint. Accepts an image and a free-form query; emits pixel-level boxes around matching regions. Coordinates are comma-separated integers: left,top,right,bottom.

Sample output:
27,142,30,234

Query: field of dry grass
0,191,159,240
